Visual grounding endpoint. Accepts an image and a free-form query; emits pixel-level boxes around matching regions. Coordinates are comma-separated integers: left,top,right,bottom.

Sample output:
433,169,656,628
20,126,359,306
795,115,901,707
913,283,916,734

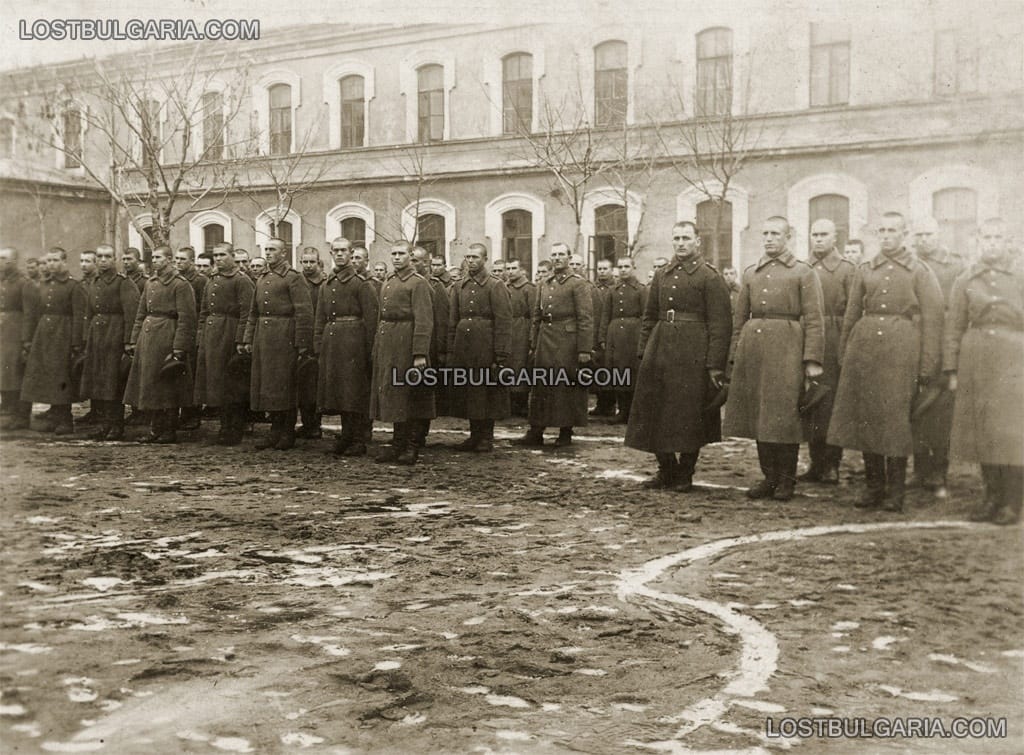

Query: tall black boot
882,456,907,512
971,465,1003,521
340,413,368,456
456,420,482,451
674,451,699,492
275,409,298,450
255,411,283,450
52,404,74,435
104,402,126,441
798,440,826,482
86,400,111,440
140,408,164,443
553,426,573,448
992,465,1023,525
821,443,843,484
397,420,422,464
297,404,322,439
857,452,886,508
643,452,678,489
377,422,407,463
1,391,30,430
773,444,799,501
514,425,545,446
748,441,778,498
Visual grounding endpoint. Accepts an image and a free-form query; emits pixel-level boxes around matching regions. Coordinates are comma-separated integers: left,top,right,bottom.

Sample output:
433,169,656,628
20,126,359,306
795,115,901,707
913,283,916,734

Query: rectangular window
696,28,733,116
202,91,224,160
809,22,850,107
595,41,628,127
340,75,365,148
268,84,292,155
417,65,445,143
63,108,82,169
934,30,979,96
502,53,533,135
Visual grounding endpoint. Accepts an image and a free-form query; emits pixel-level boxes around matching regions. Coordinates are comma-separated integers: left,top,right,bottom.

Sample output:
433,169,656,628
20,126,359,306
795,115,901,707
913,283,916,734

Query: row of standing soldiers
1,215,1020,523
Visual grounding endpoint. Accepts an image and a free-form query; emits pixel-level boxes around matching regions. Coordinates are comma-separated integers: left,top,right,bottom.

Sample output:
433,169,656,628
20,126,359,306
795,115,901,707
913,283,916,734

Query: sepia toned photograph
1,0,1022,751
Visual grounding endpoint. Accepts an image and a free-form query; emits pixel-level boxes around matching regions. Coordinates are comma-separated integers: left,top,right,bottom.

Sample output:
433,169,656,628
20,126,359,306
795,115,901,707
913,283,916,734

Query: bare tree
652,50,770,268
6,45,250,252
376,142,443,251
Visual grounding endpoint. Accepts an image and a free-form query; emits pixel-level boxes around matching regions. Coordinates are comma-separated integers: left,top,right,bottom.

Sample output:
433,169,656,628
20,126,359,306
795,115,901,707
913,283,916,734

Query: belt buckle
666,309,675,323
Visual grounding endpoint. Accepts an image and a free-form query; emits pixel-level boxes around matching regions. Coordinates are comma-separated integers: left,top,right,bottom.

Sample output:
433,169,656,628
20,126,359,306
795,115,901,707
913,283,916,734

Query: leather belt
146,313,178,320
661,311,704,323
864,311,912,320
461,315,493,320
329,315,362,322
971,322,1023,332
750,313,800,321
540,314,575,323
259,314,293,318
381,316,412,322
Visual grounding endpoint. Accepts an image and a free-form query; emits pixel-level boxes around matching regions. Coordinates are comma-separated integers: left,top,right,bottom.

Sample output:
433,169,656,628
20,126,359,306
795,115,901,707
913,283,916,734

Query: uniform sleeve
432,284,449,363
574,279,594,354
530,283,542,348
800,265,826,364
915,264,945,378
492,280,513,361
289,273,314,351
591,288,607,346
70,282,88,349
726,269,752,372
21,281,40,344
638,275,659,356
411,278,434,358
705,272,732,371
196,280,210,346
235,276,254,344
172,281,197,354
838,267,866,364
242,279,258,345
130,281,148,345
120,279,141,345
447,283,461,357
313,283,327,354
942,273,970,372
359,280,379,352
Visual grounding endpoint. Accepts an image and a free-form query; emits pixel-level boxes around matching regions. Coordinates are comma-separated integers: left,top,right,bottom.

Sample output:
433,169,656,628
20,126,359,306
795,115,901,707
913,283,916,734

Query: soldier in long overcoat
448,242,512,451
590,258,616,418
505,260,535,417
516,243,593,448
910,217,967,496
352,248,380,297
799,219,855,484
123,246,197,443
410,247,450,449
314,241,379,456
828,212,944,511
21,249,88,435
371,241,434,465
723,217,825,501
80,244,140,441
241,238,314,451
174,246,206,431
0,248,37,430
626,223,732,490
944,218,1023,525
297,246,327,439
195,242,254,445
604,257,648,424
123,247,147,292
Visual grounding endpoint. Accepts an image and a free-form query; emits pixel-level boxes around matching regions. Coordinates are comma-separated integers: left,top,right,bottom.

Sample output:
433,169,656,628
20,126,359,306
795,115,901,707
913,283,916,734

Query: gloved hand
708,369,725,391
124,344,135,357
945,371,958,391
804,361,824,378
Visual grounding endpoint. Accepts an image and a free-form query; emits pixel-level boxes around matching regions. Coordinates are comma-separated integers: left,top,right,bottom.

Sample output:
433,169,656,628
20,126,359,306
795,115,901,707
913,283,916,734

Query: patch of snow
463,616,486,626
485,694,530,709
831,621,860,631
210,737,254,752
872,636,900,650
0,704,27,716
876,685,958,703
574,669,607,676
400,713,426,725
372,661,401,671
280,733,324,747
456,686,489,695
0,643,52,654
81,578,129,592
732,699,786,713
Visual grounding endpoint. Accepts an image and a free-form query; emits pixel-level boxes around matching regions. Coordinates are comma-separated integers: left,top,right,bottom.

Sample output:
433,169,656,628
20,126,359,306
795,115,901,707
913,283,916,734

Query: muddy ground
1,412,1021,754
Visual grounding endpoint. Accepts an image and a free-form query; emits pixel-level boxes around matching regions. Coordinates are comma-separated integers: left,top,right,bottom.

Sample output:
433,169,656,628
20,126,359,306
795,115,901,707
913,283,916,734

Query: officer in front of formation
828,212,944,511
79,244,140,441
194,241,254,446
0,247,37,431
517,242,593,448
798,219,855,484
945,218,1023,525
447,242,512,452
314,238,379,456
123,245,197,443
241,237,314,451
626,222,732,491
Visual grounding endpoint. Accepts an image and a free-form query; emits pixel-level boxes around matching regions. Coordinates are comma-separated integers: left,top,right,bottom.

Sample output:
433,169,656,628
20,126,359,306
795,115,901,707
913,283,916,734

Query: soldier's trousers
863,453,908,496
299,402,321,432
0,391,31,421
469,419,496,440
411,419,431,449
912,391,954,485
655,451,699,479
757,442,799,484
808,439,843,471
981,464,1024,510
92,399,125,428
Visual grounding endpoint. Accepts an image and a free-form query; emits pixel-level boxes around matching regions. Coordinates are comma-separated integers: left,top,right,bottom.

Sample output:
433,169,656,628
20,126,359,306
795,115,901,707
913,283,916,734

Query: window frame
696,27,734,117
809,22,850,107
502,52,534,135
417,64,446,143
594,40,628,128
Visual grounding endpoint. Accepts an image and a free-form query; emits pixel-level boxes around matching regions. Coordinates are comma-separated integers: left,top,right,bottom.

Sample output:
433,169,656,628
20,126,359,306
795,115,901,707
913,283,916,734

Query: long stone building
2,5,1022,276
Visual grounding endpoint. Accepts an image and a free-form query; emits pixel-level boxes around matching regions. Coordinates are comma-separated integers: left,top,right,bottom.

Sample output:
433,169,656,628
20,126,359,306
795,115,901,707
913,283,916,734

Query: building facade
2,4,1022,276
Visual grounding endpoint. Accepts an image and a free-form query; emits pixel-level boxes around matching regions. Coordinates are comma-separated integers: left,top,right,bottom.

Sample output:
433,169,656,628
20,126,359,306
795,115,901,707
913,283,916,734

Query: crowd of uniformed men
0,210,1020,524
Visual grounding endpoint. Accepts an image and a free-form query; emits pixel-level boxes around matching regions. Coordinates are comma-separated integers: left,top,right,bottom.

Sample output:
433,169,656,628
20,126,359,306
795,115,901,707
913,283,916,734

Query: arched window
62,106,83,169
502,53,533,135
340,75,365,148
268,83,292,155
502,209,533,271
202,91,224,160
416,213,446,259
809,193,850,250
417,65,445,143
933,187,977,254
696,28,733,116
203,224,225,256
594,41,628,127
593,204,628,273
697,199,734,269
341,217,367,248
